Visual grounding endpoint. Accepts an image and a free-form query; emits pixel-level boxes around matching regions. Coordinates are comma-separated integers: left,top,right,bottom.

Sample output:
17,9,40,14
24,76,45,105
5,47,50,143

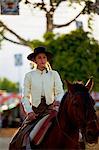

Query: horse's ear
85,77,94,92
64,80,74,93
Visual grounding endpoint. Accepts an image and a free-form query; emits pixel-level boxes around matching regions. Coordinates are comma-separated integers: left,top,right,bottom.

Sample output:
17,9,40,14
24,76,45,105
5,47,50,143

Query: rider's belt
32,96,53,115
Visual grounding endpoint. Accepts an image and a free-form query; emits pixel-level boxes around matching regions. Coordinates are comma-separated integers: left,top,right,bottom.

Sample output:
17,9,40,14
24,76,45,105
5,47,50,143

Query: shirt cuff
21,97,33,113
55,92,64,102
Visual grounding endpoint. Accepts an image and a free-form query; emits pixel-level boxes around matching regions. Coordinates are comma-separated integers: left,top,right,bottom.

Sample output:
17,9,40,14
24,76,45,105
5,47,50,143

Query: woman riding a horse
9,47,98,150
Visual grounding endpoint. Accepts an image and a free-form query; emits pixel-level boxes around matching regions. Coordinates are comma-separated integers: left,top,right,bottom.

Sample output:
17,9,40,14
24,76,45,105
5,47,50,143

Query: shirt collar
36,68,47,74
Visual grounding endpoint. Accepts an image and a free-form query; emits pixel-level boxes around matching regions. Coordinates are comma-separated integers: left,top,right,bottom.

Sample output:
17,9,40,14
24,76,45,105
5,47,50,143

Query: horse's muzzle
85,129,99,144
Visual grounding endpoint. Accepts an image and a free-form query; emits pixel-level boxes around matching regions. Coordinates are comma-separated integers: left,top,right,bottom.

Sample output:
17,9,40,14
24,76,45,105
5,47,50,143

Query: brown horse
9,79,99,150
31,79,98,149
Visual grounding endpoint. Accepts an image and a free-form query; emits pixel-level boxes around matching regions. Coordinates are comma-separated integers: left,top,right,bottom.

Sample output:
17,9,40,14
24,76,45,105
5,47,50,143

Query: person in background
21,46,64,122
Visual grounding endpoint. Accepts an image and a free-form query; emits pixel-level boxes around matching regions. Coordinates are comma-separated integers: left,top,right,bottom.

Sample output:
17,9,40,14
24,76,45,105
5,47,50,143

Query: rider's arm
21,73,33,114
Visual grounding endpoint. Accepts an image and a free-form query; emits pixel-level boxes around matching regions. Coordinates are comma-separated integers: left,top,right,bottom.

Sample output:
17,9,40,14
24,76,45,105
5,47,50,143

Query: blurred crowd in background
0,90,99,128
0,90,22,128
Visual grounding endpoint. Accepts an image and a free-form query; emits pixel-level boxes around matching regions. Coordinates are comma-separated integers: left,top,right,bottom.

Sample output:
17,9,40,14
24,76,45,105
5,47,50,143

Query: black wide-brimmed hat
27,46,53,61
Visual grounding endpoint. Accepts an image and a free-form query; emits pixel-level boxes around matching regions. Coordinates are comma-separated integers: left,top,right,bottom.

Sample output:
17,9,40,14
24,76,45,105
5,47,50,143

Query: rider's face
34,53,47,70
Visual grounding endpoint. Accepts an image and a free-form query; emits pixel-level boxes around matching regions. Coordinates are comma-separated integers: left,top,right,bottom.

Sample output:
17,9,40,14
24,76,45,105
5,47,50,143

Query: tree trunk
46,12,54,32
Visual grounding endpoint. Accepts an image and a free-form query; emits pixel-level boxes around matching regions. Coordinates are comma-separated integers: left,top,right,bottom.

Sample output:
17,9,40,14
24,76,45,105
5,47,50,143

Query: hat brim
27,51,53,62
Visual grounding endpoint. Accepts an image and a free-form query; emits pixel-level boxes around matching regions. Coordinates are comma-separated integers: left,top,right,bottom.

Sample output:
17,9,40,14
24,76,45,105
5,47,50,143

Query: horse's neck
58,109,77,135
57,110,70,133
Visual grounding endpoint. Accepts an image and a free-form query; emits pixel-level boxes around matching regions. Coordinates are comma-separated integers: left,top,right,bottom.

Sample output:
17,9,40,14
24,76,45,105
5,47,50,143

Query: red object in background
0,93,21,105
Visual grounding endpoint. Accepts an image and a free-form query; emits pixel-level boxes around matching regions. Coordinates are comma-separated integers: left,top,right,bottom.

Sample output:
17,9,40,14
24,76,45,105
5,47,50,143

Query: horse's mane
72,83,92,108
73,82,88,93
59,92,68,110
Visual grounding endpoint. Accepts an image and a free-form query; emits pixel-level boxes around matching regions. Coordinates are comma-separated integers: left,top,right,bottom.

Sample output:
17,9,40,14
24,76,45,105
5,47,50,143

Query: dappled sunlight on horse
9,78,99,150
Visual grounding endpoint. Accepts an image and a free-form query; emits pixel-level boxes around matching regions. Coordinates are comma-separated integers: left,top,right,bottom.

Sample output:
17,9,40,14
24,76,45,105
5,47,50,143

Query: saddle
9,110,57,150
30,110,57,145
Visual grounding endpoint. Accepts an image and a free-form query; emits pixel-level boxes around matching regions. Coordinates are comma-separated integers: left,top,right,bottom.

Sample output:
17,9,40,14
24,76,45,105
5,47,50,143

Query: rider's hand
52,100,60,111
26,112,38,122
53,100,60,107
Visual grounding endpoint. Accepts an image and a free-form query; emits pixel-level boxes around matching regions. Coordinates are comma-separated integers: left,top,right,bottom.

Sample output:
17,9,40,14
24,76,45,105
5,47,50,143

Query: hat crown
34,46,46,54
27,46,52,61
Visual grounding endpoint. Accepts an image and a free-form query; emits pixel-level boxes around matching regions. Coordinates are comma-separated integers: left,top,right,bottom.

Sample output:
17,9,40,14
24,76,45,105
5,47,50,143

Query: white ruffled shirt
21,69,64,113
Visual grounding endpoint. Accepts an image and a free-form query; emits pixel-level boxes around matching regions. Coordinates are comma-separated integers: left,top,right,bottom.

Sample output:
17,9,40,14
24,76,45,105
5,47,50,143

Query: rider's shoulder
25,70,35,77
49,70,59,76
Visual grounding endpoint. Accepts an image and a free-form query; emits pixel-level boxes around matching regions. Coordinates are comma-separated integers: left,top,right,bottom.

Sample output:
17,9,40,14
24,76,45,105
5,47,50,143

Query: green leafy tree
31,29,99,91
0,78,19,93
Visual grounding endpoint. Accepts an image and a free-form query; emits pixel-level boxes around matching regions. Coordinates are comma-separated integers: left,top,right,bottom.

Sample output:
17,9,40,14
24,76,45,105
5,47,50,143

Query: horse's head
63,78,99,144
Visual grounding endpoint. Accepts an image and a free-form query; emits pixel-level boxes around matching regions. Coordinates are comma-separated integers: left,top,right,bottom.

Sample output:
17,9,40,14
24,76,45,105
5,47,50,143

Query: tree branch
56,0,66,7
53,5,86,28
0,21,30,47
26,0,47,12
2,35,28,46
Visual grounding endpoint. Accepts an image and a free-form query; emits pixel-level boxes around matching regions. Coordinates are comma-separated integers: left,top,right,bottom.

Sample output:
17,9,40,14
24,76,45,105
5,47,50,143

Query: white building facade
0,41,32,88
